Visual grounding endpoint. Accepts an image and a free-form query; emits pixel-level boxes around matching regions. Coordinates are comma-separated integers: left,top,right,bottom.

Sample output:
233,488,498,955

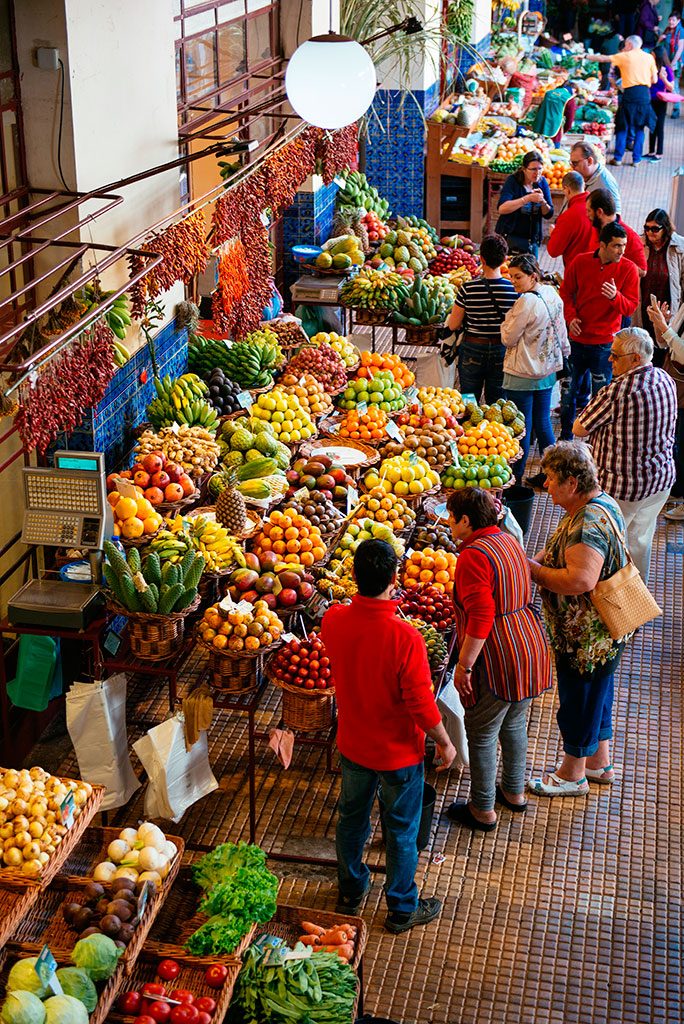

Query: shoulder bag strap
583,499,631,567
480,278,507,324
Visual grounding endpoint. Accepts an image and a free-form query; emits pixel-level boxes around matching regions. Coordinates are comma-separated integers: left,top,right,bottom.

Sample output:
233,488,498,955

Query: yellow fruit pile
458,420,520,460
199,599,283,653
251,387,316,443
351,487,416,532
364,451,440,497
417,386,465,418
309,332,360,369
279,372,333,419
402,548,458,595
109,491,164,540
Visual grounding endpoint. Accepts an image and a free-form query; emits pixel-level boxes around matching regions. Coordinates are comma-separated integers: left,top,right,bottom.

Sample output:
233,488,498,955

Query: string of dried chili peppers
128,210,209,317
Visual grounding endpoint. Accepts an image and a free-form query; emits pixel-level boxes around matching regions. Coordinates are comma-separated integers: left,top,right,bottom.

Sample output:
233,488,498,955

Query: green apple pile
338,370,407,412
442,454,513,490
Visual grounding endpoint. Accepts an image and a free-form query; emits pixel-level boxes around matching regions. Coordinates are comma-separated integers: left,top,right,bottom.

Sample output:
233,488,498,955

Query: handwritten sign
386,419,403,441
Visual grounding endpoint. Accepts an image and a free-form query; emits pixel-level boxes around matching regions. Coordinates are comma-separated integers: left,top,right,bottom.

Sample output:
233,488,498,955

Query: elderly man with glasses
570,142,622,214
572,327,677,583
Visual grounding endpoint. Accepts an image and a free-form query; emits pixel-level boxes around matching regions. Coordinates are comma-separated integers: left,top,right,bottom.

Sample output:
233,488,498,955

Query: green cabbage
70,934,121,982
54,971,97,1014
43,996,88,1024
6,960,48,999
0,992,47,1024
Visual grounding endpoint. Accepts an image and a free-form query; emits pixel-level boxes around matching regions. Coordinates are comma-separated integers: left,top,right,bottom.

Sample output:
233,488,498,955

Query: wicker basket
108,596,200,662
401,323,441,347
188,505,262,541
255,903,367,971
107,950,241,1022
348,307,390,326
156,490,202,516
0,885,45,949
299,436,380,476
197,634,274,693
266,654,336,731
119,529,159,550
0,779,104,892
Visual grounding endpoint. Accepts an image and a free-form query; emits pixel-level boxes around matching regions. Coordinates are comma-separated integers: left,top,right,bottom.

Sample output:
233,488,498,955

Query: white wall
473,0,492,47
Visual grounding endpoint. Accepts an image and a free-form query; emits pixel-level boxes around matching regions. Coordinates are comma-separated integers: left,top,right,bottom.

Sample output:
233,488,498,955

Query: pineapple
215,469,247,535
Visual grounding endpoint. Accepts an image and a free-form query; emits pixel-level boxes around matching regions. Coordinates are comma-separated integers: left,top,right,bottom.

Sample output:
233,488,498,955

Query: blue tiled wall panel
282,181,340,295
48,320,188,472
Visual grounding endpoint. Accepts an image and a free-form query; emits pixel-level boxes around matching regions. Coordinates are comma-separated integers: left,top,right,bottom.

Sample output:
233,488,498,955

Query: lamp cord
56,58,69,191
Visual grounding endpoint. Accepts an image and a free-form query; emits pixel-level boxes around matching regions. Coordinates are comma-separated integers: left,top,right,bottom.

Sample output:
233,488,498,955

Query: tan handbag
587,503,662,640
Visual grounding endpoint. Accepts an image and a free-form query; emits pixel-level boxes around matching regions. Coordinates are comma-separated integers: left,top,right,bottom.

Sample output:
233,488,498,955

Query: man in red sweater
321,540,455,934
559,222,640,438
546,170,594,269
586,189,647,276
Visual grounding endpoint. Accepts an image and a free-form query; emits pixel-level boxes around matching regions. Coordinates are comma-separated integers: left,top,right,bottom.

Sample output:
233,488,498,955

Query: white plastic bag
415,349,455,389
133,714,218,823
499,506,525,546
66,675,140,810
437,679,469,767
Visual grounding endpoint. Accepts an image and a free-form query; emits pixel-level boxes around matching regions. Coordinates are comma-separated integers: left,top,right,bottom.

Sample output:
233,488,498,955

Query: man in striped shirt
573,327,676,583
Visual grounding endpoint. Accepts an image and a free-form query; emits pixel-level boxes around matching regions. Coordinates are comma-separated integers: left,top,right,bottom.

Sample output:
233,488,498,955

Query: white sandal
528,772,589,797
557,761,615,784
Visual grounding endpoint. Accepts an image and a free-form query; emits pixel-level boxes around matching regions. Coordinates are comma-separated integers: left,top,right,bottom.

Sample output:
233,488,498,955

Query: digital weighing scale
8,451,112,629
290,274,345,305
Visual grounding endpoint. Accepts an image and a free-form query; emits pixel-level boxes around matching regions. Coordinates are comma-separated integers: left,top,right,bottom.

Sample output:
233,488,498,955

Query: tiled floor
25,120,684,1023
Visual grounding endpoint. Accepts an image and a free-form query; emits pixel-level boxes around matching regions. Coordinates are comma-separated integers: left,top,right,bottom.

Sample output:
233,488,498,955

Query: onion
136,823,166,852
163,841,177,862
119,828,138,846
157,855,170,880
93,861,117,883
22,859,42,878
107,839,130,864
120,848,140,868
138,870,162,888
113,866,139,883
137,847,161,873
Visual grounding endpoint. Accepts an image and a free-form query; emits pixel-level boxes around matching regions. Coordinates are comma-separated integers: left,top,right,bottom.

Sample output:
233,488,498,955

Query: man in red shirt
586,189,647,277
546,170,594,269
559,222,640,438
321,540,455,934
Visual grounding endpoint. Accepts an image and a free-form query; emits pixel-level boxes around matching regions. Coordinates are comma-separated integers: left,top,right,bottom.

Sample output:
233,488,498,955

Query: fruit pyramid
364,451,440,497
199,598,283,653
457,421,520,461
251,508,326,567
402,548,458,595
251,387,316,444
279,372,334,419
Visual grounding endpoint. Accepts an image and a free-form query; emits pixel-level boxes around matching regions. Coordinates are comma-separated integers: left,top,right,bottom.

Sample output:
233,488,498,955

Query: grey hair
571,141,598,162
562,170,584,192
614,326,653,361
626,34,643,48
541,441,600,495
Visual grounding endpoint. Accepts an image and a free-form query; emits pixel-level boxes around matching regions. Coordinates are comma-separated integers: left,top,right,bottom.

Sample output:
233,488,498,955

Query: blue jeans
560,341,612,439
614,86,651,163
337,754,423,914
504,387,556,480
555,647,624,758
458,340,505,404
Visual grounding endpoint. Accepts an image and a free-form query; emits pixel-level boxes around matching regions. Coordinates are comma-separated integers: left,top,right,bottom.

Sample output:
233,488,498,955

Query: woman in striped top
444,488,552,832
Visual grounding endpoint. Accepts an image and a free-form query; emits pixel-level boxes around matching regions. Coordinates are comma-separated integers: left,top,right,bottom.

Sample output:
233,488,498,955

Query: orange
115,497,138,521
272,540,287,554
213,634,228,650
107,491,120,508
284,526,299,541
419,569,434,583
300,551,314,566
121,516,144,539
434,569,451,585
143,515,161,534
312,546,325,561
286,539,300,553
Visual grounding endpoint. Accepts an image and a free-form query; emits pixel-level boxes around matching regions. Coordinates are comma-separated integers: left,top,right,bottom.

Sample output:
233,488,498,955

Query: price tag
36,947,62,996
334,175,346,188
432,852,446,865
281,632,296,643
405,548,415,558
237,391,253,409
293,486,310,501
260,211,271,228
59,791,75,829
449,441,460,463
386,419,403,441
114,476,139,500
307,591,329,618
237,599,253,615
405,386,419,404
103,628,122,657
461,393,477,406
137,879,151,919
408,452,419,465
356,401,368,415
346,485,359,514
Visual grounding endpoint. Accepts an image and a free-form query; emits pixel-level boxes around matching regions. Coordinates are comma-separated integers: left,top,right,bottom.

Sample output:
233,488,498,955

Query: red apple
143,452,164,475
297,581,314,601
260,593,278,610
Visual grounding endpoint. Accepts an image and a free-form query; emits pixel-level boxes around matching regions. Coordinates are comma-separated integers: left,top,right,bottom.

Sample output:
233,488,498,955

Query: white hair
626,34,643,48
614,327,653,361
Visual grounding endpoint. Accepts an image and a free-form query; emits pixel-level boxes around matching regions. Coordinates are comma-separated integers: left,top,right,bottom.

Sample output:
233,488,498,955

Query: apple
151,470,170,489
298,581,314,601
143,453,165,475
260,593,278,610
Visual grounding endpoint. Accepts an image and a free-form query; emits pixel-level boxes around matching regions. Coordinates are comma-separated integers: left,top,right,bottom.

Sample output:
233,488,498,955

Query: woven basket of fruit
189,505,262,541
302,262,355,277
119,528,160,550
403,324,440,347
265,642,336,732
197,598,285,690
197,635,265,692
108,596,200,661
349,307,391,326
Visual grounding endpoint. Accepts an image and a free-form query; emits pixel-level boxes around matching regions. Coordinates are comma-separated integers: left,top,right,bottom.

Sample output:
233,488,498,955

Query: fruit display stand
106,596,201,662
197,635,270,694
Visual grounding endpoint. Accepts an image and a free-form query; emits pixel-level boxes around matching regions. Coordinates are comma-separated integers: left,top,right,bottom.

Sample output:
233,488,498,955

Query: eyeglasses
644,224,663,233
527,165,543,172
609,350,629,359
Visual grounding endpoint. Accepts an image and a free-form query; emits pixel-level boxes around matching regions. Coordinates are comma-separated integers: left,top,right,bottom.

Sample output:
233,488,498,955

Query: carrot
335,943,355,961
319,928,349,945
298,934,321,946
301,921,325,936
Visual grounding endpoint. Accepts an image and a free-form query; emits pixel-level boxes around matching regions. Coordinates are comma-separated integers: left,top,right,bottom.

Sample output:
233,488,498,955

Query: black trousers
649,98,668,155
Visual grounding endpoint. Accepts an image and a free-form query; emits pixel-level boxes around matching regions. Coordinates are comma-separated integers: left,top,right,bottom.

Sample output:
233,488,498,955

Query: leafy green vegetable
229,940,358,1023
0,992,46,1024
6,960,48,999
70,934,122,982
43,996,88,1024
54,970,97,1014
186,845,279,957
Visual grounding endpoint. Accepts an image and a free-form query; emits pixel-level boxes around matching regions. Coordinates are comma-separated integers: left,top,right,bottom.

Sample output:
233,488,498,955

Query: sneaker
608,158,623,166
663,504,684,521
384,897,442,934
336,879,372,916
525,471,546,489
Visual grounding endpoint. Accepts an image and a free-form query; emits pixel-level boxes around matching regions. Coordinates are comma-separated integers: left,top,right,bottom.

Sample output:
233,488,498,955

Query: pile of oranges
457,421,520,461
251,509,327,567
543,163,570,191
402,548,458,595
337,406,388,441
357,351,415,388
109,489,164,540
199,600,283,654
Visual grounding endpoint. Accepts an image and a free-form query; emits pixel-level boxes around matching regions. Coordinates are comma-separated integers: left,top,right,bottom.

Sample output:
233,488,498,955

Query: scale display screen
54,455,100,472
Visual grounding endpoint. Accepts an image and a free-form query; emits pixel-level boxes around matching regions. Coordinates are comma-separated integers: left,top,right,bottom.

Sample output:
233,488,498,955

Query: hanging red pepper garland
128,210,210,318
15,320,117,454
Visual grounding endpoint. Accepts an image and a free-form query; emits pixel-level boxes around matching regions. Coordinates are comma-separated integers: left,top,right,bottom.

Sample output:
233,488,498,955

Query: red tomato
142,985,166,999
194,999,216,1016
204,965,228,989
169,991,195,1006
133,1017,156,1024
157,960,180,982
147,1003,171,1024
197,1015,212,1024
117,992,142,1015
170,1007,199,1024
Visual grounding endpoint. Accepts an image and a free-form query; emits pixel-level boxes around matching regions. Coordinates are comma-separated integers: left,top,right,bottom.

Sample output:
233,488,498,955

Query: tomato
197,1014,212,1024
133,1017,157,1024
117,992,142,1015
142,985,166,999
194,999,216,1016
169,991,195,1006
157,960,180,982
147,1003,171,1024
170,1007,199,1024
204,965,228,989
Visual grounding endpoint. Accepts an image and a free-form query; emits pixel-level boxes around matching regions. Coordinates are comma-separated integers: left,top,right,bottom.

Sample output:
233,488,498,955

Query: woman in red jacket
445,488,553,832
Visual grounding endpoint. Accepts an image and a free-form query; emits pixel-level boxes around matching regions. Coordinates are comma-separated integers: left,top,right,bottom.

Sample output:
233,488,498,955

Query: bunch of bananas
222,328,284,389
147,374,220,433
83,285,133,340
150,514,246,573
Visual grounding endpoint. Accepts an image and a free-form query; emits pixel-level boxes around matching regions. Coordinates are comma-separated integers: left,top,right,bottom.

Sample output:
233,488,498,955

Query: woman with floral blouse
527,442,632,797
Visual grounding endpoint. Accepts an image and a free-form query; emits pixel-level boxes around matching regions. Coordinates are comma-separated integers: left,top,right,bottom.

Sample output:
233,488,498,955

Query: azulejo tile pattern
282,181,339,296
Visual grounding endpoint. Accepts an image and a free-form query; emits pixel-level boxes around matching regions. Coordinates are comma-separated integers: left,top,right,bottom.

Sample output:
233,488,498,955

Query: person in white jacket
501,254,570,484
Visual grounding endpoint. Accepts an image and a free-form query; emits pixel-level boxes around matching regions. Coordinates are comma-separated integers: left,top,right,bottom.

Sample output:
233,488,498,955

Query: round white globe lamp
285,33,377,130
